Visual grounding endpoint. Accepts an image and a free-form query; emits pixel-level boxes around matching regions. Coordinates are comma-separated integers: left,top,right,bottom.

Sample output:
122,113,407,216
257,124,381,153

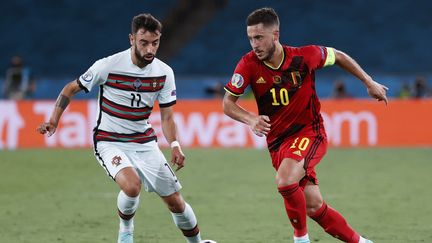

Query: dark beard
262,44,276,62
134,48,154,66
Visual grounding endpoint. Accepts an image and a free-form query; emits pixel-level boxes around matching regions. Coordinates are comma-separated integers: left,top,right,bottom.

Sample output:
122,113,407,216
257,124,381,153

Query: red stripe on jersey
107,73,166,83
101,106,150,121
102,97,152,113
97,129,155,138
95,129,157,144
106,73,166,92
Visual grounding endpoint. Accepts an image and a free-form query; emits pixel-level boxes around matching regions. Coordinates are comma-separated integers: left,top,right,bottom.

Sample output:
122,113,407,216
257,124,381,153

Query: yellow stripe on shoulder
324,47,336,67
224,87,242,97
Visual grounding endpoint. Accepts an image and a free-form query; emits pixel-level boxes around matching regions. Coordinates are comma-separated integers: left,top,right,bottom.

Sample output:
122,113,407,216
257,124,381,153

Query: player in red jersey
223,7,387,243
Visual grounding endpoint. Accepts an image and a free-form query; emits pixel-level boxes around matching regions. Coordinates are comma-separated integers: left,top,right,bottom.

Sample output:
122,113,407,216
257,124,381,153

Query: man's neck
265,43,284,69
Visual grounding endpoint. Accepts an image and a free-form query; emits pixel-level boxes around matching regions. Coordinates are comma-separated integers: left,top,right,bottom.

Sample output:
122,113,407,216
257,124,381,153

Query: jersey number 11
130,93,141,107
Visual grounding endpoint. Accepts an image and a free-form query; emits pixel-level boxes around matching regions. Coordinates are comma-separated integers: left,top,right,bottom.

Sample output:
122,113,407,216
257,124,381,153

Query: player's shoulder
285,44,322,49
242,50,257,62
284,44,325,57
238,50,261,67
295,45,324,53
152,58,174,74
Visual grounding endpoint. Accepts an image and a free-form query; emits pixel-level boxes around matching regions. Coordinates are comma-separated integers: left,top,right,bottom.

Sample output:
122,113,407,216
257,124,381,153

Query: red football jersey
225,45,334,151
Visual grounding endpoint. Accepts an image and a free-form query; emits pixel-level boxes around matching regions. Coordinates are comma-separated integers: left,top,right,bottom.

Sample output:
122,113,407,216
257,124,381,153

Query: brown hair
246,7,279,27
131,13,162,34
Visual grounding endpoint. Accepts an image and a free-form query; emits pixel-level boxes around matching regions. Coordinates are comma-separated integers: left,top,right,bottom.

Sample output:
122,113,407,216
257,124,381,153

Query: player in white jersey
37,13,213,243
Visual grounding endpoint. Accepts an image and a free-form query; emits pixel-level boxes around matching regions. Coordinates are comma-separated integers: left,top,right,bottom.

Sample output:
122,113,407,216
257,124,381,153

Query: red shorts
270,131,327,188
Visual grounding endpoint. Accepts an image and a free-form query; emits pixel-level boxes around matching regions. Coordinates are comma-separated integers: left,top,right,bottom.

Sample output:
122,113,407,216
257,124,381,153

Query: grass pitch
1,147,431,243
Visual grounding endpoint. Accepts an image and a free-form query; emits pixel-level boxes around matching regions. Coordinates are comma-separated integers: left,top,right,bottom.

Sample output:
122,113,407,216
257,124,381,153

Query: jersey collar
263,47,285,70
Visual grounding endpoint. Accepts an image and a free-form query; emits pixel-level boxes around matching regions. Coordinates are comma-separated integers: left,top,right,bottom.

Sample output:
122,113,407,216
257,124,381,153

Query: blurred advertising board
1,99,431,149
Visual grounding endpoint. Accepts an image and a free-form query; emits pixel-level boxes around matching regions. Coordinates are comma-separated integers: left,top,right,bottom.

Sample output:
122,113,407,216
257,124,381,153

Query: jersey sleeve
224,57,251,96
300,45,335,71
78,58,109,93
158,67,176,107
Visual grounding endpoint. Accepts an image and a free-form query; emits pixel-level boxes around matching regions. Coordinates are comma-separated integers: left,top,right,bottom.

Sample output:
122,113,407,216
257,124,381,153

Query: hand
367,80,389,105
170,146,186,171
36,122,57,137
249,115,271,137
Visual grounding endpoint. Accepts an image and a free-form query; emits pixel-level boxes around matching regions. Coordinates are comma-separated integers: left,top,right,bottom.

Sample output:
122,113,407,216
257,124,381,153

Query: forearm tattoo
55,94,70,110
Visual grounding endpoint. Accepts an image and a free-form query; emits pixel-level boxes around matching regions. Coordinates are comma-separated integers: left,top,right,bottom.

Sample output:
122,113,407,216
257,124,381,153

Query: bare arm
36,79,83,136
334,49,389,104
222,92,270,137
160,106,185,171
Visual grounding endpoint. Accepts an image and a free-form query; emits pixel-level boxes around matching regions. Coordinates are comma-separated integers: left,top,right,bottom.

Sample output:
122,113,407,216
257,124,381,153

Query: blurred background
1,1,432,242
1,0,431,100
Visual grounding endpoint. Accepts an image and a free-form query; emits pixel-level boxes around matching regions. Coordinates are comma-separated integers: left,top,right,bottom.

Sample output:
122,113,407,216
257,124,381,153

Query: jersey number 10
270,88,289,106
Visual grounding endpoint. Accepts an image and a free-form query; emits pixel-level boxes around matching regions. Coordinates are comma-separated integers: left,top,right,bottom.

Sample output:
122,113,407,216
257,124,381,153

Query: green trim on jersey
324,47,336,67
224,87,242,97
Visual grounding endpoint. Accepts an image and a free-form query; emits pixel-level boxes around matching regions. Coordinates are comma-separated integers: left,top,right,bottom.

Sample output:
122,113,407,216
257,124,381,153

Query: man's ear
129,33,134,46
273,30,280,42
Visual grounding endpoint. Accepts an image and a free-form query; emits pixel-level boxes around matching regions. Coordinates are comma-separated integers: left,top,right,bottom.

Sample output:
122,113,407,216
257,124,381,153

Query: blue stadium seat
1,0,431,99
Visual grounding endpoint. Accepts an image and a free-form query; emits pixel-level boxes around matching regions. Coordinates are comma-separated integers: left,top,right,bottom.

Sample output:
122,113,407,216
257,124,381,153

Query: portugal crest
111,156,122,167
151,79,158,91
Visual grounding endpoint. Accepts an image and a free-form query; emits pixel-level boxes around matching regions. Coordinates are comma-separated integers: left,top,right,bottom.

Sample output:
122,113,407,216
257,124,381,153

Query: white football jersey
78,48,176,145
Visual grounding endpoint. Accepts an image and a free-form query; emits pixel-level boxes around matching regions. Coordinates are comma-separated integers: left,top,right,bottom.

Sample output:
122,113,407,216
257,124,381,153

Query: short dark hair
131,13,162,34
246,7,279,27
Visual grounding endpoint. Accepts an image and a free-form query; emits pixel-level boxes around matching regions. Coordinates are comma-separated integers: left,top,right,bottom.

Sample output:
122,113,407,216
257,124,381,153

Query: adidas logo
256,77,266,84
293,150,302,156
